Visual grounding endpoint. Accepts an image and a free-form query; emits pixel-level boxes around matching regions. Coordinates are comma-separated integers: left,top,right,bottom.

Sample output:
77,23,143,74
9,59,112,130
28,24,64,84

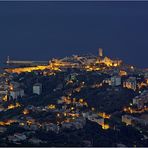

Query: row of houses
104,76,138,91
122,114,148,126
0,81,43,100
133,90,148,109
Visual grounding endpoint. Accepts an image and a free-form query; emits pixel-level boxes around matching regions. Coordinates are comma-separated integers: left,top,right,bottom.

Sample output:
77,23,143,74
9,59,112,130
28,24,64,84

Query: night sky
0,1,148,68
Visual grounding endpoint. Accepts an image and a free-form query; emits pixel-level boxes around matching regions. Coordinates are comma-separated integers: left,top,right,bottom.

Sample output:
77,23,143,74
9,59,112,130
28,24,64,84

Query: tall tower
99,48,103,57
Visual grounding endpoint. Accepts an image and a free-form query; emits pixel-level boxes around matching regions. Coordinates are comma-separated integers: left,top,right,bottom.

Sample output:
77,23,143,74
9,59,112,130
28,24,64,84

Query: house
123,77,137,91
33,83,42,95
0,127,7,133
10,88,24,99
110,76,121,86
122,115,134,125
28,138,43,145
8,133,27,142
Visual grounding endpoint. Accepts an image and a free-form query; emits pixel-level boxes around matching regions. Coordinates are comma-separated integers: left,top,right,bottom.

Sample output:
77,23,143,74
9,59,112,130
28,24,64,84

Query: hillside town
0,49,147,147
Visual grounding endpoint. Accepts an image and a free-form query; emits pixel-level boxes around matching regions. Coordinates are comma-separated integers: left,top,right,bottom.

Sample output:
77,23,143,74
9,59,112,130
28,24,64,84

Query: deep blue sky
0,1,148,68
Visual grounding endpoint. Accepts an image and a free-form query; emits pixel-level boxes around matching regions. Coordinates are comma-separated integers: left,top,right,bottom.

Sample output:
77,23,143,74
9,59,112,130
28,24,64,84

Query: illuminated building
110,76,121,86
8,81,24,99
0,127,7,133
119,70,127,76
8,102,21,110
122,115,134,125
137,82,147,89
10,88,24,99
102,124,110,130
132,91,148,109
9,81,20,90
97,56,122,67
98,112,111,119
122,114,148,126
23,109,29,115
123,77,137,91
99,48,103,57
33,83,42,95
48,104,56,109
